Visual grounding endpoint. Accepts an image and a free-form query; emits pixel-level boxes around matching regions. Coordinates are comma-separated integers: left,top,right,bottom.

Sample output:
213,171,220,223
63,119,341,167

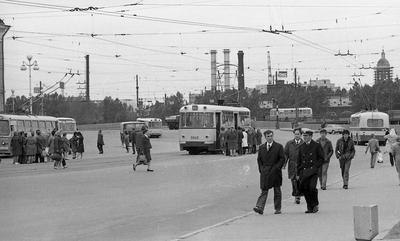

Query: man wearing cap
297,130,324,213
284,127,304,204
316,129,334,190
335,130,355,189
253,130,285,215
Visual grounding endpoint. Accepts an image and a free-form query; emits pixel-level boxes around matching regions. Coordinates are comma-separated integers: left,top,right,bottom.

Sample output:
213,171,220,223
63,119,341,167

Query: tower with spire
374,49,393,84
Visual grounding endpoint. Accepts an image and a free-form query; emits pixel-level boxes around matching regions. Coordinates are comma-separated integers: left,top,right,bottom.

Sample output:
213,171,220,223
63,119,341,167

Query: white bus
350,110,389,145
136,118,163,138
179,104,251,155
0,114,58,156
269,107,313,121
57,117,77,139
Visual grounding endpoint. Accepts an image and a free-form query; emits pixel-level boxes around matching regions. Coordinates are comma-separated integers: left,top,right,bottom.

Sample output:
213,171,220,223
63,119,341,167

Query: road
0,129,375,241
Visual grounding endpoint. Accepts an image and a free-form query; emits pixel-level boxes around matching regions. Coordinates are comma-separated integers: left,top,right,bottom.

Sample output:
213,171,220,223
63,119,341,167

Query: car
324,124,345,134
300,127,318,133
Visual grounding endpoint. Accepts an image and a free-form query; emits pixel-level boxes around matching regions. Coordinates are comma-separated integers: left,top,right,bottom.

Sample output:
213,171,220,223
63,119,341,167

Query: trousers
255,186,282,211
318,162,330,188
299,174,319,211
370,152,378,168
340,160,352,186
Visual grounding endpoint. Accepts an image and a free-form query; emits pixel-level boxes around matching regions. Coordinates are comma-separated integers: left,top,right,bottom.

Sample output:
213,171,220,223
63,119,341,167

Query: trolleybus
349,110,389,145
57,117,77,139
0,114,58,156
136,118,163,138
179,104,251,155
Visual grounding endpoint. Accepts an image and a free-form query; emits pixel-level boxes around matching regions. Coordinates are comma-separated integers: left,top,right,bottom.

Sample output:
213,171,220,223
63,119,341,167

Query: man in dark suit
297,130,324,213
253,130,285,215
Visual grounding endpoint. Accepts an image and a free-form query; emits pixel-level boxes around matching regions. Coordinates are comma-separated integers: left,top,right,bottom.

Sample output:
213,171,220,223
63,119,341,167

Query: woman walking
76,132,84,159
70,132,78,159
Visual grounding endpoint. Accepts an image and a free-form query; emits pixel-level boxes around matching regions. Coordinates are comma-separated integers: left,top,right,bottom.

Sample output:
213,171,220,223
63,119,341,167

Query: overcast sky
1,0,400,101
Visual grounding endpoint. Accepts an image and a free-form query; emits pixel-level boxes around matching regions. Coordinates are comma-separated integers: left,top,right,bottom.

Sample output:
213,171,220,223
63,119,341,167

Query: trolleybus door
234,113,238,129
215,112,221,149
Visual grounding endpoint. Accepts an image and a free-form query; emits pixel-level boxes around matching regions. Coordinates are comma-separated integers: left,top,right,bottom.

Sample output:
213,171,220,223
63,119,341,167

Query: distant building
374,50,393,84
255,84,268,94
308,77,339,91
120,99,137,110
328,96,351,107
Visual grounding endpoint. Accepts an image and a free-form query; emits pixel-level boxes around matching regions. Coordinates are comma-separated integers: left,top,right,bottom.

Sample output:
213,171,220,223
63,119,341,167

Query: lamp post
20,55,39,114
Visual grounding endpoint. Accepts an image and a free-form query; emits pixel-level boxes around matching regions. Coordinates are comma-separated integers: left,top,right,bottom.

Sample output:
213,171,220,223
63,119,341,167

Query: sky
1,0,400,102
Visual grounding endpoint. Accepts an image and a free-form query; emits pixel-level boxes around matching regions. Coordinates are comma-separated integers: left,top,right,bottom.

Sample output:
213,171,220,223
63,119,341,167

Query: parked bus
0,114,58,156
136,118,163,138
179,104,251,155
119,121,146,146
165,115,180,130
269,107,313,121
57,117,77,139
350,110,389,145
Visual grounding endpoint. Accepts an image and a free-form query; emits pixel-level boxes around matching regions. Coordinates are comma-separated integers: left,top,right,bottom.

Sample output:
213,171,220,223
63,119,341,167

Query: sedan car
324,124,345,134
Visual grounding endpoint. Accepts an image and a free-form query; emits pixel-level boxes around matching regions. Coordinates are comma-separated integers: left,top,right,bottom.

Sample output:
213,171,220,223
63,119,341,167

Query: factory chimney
237,50,244,91
210,50,217,91
223,49,230,90
267,51,272,84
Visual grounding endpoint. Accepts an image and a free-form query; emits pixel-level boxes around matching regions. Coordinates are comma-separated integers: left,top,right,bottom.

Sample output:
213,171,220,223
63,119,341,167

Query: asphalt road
0,129,376,241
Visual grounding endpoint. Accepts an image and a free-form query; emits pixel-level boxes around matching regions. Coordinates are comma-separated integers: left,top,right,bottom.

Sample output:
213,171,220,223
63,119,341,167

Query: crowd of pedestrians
219,127,263,156
10,129,85,169
253,127,400,216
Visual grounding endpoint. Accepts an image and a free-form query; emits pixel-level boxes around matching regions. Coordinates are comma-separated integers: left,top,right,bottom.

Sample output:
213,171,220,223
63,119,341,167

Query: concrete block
353,205,379,241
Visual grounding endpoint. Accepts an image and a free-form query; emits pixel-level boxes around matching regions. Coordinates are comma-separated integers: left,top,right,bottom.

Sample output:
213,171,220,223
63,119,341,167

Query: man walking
316,129,334,190
35,130,46,163
97,130,104,154
253,130,285,215
365,134,380,168
335,130,355,189
297,130,324,213
284,128,304,204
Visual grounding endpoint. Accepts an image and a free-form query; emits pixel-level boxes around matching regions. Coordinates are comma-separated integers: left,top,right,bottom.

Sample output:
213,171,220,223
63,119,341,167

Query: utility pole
85,55,90,102
136,74,139,116
40,81,44,115
294,68,298,126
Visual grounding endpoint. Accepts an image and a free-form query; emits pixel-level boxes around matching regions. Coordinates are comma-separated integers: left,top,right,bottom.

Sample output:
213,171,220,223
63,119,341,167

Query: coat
247,130,255,146
335,137,355,167
70,136,78,152
257,141,285,190
315,137,334,163
10,135,23,156
53,135,62,154
77,135,84,153
97,133,104,145
35,134,47,154
61,137,70,152
136,132,152,161
226,130,237,149
284,138,304,179
297,140,324,182
256,131,262,145
25,136,37,156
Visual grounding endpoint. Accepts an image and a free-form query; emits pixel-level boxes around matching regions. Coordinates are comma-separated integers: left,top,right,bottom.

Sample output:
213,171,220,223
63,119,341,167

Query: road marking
170,168,368,241
183,204,211,214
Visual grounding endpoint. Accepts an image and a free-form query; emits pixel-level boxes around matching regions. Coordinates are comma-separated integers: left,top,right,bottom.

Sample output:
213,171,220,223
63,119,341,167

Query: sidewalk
178,164,400,241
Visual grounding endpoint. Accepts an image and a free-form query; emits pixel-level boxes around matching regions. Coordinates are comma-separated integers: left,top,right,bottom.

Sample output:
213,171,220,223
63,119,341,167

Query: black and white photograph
0,0,400,240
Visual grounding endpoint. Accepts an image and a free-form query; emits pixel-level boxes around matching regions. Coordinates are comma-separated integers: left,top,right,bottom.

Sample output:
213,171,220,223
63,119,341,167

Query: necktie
267,144,271,151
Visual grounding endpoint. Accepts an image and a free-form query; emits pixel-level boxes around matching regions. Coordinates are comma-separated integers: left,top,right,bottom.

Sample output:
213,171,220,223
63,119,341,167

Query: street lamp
20,55,39,114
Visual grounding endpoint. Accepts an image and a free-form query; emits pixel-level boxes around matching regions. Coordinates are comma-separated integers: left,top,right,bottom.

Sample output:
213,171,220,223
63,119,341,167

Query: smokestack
223,49,230,90
0,20,10,113
238,50,244,91
267,51,272,84
210,50,217,91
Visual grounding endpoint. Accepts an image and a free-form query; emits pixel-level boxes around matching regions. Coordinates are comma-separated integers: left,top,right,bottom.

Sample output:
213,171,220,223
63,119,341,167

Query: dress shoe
132,164,136,171
343,185,348,189
321,187,326,190
295,198,300,204
312,206,319,213
274,210,281,214
253,207,263,215
305,210,313,213
147,169,154,172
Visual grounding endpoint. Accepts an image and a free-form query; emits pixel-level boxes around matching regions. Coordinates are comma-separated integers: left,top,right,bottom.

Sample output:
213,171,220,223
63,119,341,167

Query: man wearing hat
297,130,324,213
335,130,355,189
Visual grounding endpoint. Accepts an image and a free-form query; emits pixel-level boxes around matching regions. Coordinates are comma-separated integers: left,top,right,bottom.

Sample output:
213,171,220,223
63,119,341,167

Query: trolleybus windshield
0,120,10,136
180,112,214,128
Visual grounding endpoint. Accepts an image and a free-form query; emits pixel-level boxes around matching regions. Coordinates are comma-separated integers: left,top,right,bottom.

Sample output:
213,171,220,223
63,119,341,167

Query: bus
0,114,58,156
350,110,389,146
57,117,77,139
165,115,180,130
136,118,163,138
179,104,251,155
269,107,313,121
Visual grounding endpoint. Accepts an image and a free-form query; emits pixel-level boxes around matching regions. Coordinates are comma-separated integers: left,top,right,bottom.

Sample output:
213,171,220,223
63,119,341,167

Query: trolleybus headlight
205,136,208,138
182,135,185,138
2,141,5,145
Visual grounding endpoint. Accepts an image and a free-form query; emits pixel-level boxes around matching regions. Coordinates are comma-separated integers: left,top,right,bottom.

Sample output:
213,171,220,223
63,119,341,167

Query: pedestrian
316,129,334,190
297,130,324,214
365,134,380,168
124,130,130,153
61,132,69,168
335,130,355,189
35,130,46,163
76,132,84,159
242,128,248,154
256,128,262,151
120,132,125,148
226,127,237,156
20,132,27,164
253,130,285,215
25,131,37,164
129,129,136,154
237,127,244,155
284,127,304,204
384,128,397,166
47,130,56,163
218,127,226,155
251,128,257,154
133,125,154,172
97,129,104,154
390,137,400,185
52,131,63,169
247,128,254,154
69,132,78,159
10,132,22,165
